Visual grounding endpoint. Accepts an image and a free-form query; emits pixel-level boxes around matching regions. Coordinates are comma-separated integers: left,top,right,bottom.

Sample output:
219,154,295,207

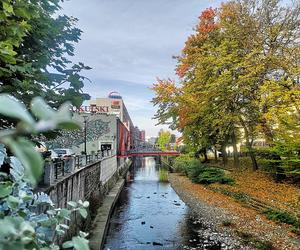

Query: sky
61,0,223,137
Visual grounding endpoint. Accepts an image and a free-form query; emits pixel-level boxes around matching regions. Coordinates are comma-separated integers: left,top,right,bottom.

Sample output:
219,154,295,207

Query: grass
159,168,169,182
222,219,234,227
236,230,275,250
211,187,249,203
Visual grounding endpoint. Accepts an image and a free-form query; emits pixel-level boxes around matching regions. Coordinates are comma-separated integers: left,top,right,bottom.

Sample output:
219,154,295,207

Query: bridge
119,147,180,157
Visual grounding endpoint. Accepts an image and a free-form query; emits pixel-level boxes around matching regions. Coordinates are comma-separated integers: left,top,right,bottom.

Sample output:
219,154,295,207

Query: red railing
118,150,180,157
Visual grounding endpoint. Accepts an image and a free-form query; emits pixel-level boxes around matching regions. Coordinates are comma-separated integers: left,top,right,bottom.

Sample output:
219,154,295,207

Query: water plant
159,168,169,182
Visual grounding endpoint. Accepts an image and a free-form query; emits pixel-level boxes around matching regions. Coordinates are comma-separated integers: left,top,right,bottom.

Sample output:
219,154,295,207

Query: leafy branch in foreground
0,94,90,249
0,94,80,185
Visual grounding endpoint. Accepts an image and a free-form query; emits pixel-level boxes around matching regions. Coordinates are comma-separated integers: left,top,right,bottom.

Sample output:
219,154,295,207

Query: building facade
49,92,142,156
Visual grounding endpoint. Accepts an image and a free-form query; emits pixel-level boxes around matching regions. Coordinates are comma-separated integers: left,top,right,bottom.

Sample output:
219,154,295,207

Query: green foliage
0,94,80,185
159,168,168,182
157,129,171,151
236,231,274,250
263,209,300,229
0,147,90,249
0,95,89,249
255,146,300,183
222,219,234,227
173,154,193,173
196,167,235,185
186,160,204,182
213,187,249,203
0,0,91,116
173,155,234,184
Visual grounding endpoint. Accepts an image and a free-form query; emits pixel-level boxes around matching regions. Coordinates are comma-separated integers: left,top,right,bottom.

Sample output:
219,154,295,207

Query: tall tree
153,0,300,171
0,0,91,121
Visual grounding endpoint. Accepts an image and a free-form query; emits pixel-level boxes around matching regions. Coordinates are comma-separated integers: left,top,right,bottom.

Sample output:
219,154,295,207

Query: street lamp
83,115,89,155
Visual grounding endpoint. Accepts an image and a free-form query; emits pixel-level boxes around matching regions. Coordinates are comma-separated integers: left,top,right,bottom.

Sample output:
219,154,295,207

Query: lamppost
83,115,89,155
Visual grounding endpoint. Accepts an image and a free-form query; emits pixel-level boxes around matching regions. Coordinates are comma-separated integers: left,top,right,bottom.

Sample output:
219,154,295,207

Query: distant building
147,137,157,146
140,130,146,142
49,92,139,156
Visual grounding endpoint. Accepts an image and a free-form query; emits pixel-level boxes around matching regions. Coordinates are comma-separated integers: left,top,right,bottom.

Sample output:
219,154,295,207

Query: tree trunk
248,147,258,171
221,144,228,167
239,117,258,171
231,131,240,168
214,148,218,163
203,150,208,163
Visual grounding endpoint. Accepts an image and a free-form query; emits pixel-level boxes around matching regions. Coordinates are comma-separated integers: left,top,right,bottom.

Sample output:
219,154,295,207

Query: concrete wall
46,113,118,155
41,155,131,243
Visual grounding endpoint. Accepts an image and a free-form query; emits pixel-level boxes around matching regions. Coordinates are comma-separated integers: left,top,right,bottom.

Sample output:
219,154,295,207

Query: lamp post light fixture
83,115,89,155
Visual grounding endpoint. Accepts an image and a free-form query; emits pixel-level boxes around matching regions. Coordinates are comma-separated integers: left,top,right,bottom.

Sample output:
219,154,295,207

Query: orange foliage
176,7,220,78
170,174,299,250
151,78,178,103
178,106,192,129
212,170,300,214
196,7,219,34
175,63,189,78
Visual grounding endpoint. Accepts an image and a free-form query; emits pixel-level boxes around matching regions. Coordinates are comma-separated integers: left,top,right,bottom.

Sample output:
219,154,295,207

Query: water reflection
104,157,217,250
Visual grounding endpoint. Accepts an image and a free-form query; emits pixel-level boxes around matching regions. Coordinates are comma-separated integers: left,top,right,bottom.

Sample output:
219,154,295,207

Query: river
103,157,222,250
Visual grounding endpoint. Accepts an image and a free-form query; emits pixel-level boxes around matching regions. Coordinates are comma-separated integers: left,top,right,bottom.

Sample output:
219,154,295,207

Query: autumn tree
153,0,300,172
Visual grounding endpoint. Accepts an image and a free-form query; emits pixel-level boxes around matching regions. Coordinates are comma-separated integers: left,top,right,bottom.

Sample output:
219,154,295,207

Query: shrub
236,230,275,250
173,154,195,174
263,209,299,228
173,155,234,185
186,160,204,182
196,167,235,185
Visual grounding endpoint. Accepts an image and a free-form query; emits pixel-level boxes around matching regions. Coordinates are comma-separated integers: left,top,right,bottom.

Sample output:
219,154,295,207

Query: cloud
61,0,223,136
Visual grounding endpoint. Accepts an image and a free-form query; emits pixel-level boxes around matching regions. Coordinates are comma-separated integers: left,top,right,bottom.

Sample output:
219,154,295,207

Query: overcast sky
61,0,223,137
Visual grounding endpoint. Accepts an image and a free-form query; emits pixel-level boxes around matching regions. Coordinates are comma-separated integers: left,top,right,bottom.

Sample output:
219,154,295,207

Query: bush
197,167,235,185
186,160,204,182
173,154,197,174
173,155,234,185
263,209,300,228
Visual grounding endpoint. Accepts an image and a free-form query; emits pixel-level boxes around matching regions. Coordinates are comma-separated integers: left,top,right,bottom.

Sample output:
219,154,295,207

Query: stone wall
40,155,131,242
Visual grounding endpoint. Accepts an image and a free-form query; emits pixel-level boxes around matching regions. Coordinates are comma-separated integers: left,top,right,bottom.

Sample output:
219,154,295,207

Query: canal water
103,157,223,250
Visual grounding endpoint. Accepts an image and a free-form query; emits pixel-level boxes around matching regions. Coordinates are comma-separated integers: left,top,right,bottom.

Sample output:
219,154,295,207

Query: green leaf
0,144,6,166
60,224,69,230
31,97,55,120
57,121,80,130
82,201,89,208
0,94,34,125
6,195,20,210
72,236,89,250
0,181,13,198
10,157,25,181
79,208,87,219
58,209,71,220
3,2,14,14
67,201,77,208
62,241,74,249
3,137,43,185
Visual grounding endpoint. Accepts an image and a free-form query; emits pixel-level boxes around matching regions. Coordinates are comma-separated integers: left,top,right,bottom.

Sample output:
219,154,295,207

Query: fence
43,150,113,185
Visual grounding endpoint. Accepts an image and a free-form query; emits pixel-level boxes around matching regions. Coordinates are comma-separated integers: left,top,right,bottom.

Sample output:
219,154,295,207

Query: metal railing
52,150,112,181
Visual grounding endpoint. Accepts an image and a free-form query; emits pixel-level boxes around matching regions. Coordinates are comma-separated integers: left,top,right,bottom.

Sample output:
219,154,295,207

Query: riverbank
169,173,299,250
